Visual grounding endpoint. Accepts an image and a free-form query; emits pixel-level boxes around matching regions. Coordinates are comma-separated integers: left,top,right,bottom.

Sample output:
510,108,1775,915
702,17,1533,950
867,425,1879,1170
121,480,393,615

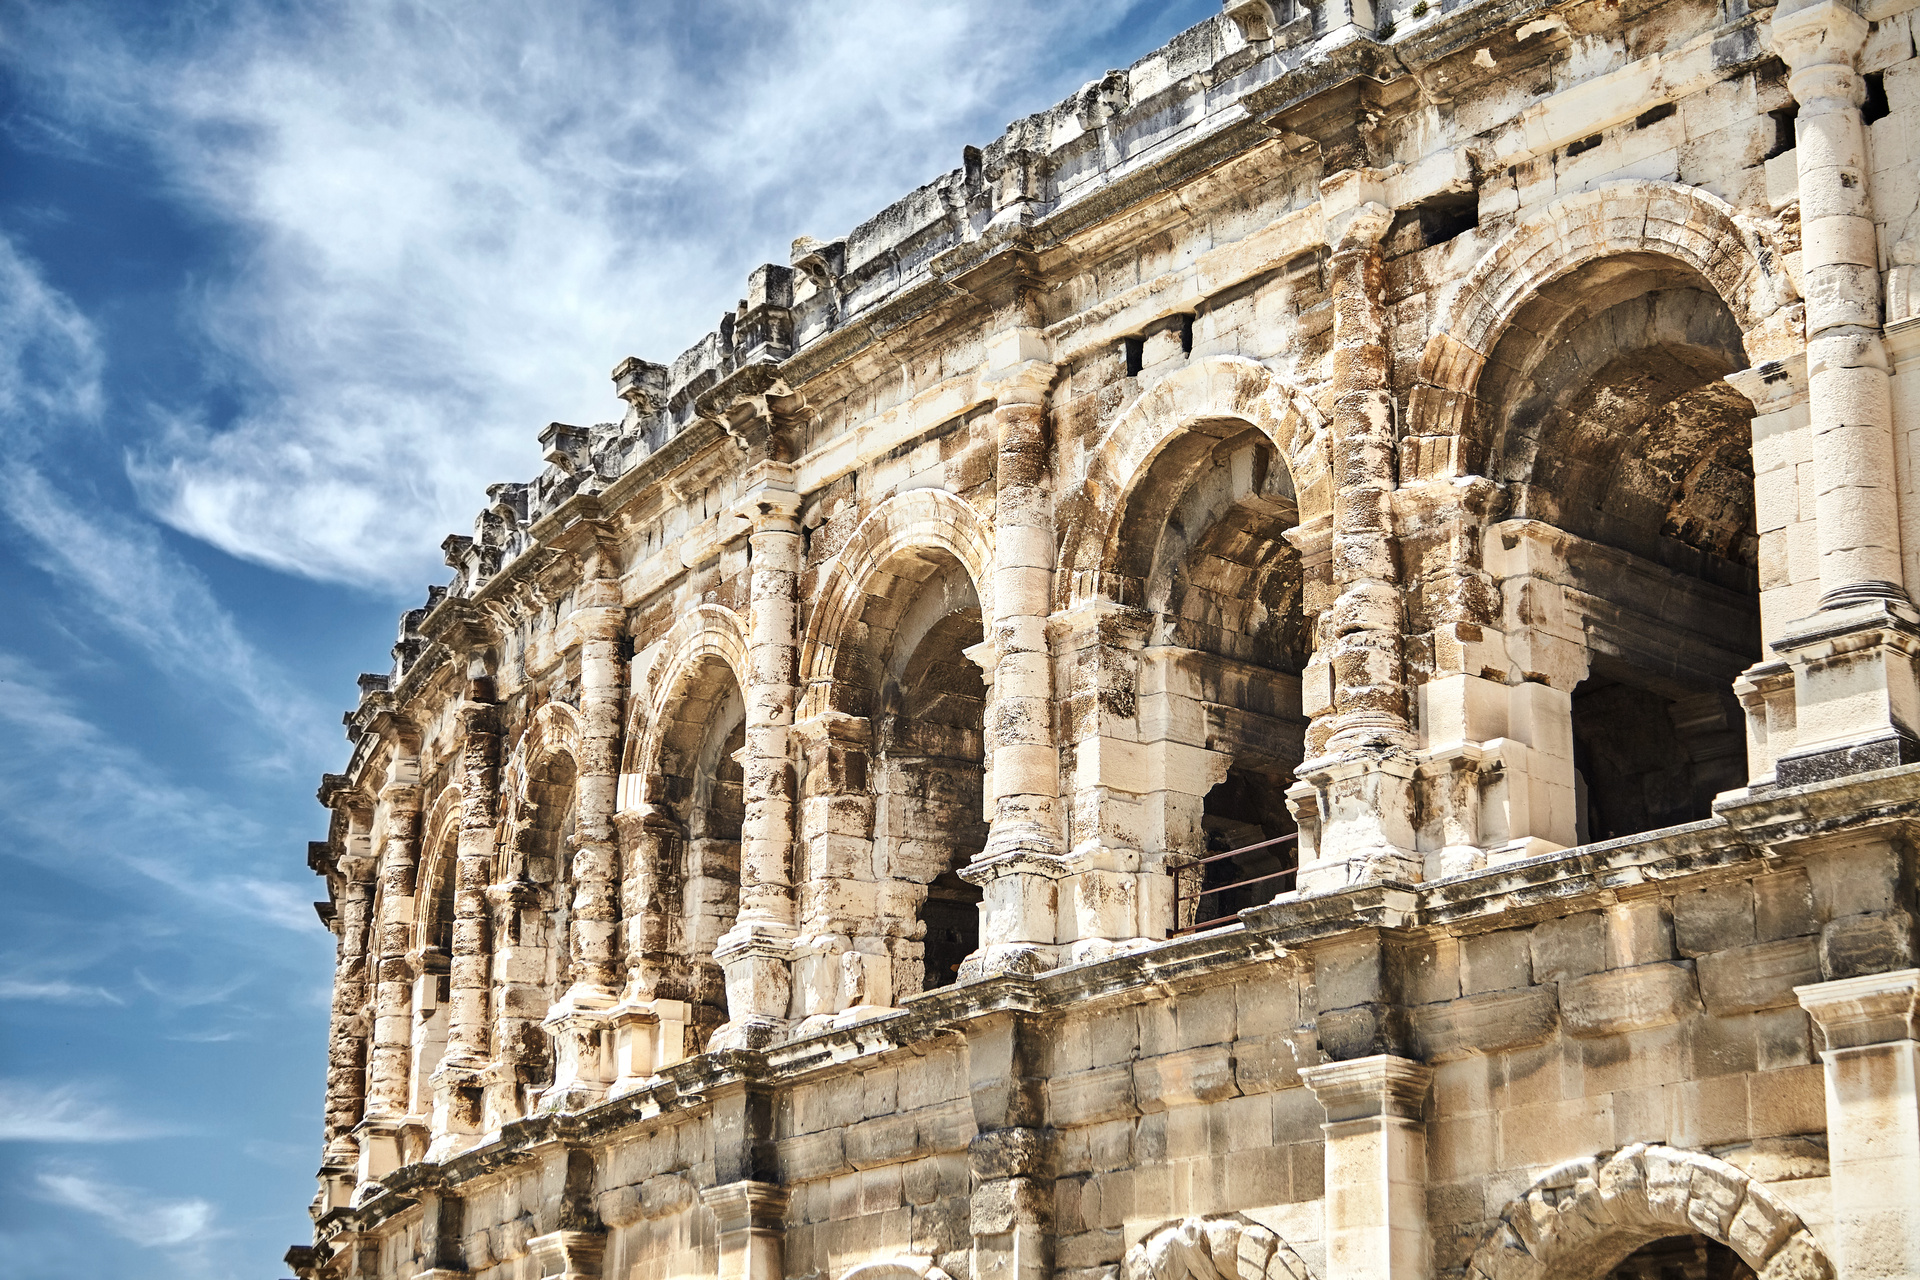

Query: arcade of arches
296,4,1920,1280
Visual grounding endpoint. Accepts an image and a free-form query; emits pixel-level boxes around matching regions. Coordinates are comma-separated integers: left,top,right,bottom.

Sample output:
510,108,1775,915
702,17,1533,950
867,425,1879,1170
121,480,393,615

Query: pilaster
1291,188,1419,890
1302,1055,1432,1280
702,1182,789,1280
714,457,804,1047
966,1010,1054,1280
1796,970,1920,1280
1768,1,1920,785
965,337,1070,976
427,692,498,1161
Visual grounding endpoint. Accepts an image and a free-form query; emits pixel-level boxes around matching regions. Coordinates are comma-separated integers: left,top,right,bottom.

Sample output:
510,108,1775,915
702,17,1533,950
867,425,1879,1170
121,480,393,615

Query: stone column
962,334,1069,977
1292,182,1418,889
358,733,424,1184
427,693,498,1160
542,572,626,1108
702,1182,789,1280
1796,970,1920,1280
966,1010,1053,1280
1301,1055,1432,1280
714,460,803,1047
1769,2,1920,784
317,790,376,1209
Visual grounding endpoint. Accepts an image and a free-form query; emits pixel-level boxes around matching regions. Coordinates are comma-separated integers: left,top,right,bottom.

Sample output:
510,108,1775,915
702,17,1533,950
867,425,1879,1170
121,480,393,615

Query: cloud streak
13,0,1200,590
35,1168,218,1247
0,1083,178,1144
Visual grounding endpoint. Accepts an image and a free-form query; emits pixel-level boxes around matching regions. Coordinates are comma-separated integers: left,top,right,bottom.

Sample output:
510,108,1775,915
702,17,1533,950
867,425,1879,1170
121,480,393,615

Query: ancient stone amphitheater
288,3,1920,1280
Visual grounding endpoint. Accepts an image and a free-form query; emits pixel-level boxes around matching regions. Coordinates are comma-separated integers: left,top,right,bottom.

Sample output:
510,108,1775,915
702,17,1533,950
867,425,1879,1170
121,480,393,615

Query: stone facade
288,2,1920,1280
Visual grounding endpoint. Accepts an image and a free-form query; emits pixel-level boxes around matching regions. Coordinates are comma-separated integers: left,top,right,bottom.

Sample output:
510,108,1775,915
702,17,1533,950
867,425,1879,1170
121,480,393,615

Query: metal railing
1169,831,1299,934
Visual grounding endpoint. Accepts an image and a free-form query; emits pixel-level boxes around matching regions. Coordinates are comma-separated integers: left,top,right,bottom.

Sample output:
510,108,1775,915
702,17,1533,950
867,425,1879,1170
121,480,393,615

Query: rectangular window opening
1566,133,1602,157
1635,102,1676,129
1179,314,1195,356
1124,336,1145,378
1766,106,1798,160
1862,71,1890,125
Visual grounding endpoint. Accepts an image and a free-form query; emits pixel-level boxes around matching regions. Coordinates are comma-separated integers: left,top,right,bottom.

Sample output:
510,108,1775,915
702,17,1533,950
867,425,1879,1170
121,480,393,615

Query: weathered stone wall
292,1,1920,1279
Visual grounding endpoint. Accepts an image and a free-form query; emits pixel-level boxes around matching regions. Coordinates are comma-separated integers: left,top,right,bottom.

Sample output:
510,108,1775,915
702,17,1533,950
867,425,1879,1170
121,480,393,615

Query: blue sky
0,2,1217,1276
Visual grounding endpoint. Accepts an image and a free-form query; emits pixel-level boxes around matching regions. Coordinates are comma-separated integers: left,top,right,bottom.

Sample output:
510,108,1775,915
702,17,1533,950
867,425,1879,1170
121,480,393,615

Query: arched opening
649,652,746,1045
811,545,988,1003
409,833,457,1115
1480,261,1760,843
1109,424,1310,930
1604,1236,1755,1280
501,751,577,1114
862,552,986,996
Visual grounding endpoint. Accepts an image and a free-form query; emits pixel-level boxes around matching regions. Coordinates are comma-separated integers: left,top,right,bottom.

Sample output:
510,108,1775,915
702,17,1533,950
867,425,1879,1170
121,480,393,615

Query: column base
1774,598,1920,786
714,924,794,1047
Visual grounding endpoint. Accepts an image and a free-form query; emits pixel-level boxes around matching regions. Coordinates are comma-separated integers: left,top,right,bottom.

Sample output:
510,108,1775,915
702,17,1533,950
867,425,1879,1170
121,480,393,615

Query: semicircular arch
1466,1143,1834,1280
1411,180,1800,463
1064,356,1328,612
1123,1214,1316,1280
798,489,994,719
617,604,750,813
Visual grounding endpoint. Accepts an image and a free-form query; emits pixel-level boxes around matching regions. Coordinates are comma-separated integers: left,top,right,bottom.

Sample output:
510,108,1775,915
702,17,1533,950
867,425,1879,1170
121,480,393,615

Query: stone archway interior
651,653,746,1033
1481,262,1761,842
1604,1236,1756,1280
856,551,986,996
1112,424,1310,928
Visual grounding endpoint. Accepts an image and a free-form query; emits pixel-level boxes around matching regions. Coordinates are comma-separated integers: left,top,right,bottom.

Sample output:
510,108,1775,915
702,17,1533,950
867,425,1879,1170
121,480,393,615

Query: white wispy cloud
0,1083,177,1143
0,651,322,934
0,231,333,767
13,0,1195,590
0,977,123,1005
35,1168,218,1247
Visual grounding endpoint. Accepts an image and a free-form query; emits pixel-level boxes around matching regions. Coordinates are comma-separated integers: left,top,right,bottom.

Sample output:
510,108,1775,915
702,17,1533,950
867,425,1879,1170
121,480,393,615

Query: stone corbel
536,993,618,1113
1731,658,1797,791
605,996,690,1097
1725,352,1810,419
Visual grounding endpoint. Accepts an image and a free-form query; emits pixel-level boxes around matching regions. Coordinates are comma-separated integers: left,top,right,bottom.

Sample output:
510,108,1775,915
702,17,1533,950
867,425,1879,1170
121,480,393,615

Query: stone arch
1064,355,1330,612
618,604,750,812
414,783,463,948
1466,1144,1834,1280
842,1258,956,1280
799,488,994,719
1409,180,1801,469
618,606,751,1025
1123,1214,1316,1280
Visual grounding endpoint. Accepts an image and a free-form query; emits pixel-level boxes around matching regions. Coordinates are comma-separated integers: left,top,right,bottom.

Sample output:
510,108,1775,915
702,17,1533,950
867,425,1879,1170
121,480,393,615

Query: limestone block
1673,882,1757,957
1756,870,1818,942
1461,930,1534,994
1819,910,1917,979
1561,961,1700,1036
1604,900,1676,967
1412,987,1560,1062
1698,938,1822,1016
1133,1046,1238,1109
1531,913,1607,983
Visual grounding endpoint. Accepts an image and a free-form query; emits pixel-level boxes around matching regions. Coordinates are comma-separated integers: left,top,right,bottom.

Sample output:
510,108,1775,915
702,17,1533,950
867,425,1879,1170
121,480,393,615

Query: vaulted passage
1604,1236,1756,1280
650,654,746,1041
1483,263,1760,843
1109,424,1309,929
863,553,986,995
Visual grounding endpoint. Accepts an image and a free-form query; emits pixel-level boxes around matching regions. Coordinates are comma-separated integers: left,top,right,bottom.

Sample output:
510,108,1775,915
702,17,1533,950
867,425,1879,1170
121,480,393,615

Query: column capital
1726,353,1809,417
1769,1,1869,75
981,358,1057,408
1302,1054,1433,1122
1796,968,1920,1050
700,1180,790,1229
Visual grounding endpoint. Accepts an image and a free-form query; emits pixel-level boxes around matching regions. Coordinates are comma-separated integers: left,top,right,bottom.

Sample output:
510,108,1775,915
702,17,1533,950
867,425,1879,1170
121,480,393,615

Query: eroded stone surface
289,3,1920,1280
